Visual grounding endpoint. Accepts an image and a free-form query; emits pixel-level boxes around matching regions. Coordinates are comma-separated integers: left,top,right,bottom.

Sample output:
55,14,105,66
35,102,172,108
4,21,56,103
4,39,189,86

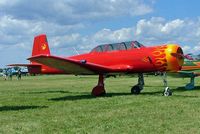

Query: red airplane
10,34,184,96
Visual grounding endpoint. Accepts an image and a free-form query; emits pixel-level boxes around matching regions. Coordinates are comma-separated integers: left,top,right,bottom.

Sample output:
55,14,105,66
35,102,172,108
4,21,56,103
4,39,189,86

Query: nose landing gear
162,72,172,96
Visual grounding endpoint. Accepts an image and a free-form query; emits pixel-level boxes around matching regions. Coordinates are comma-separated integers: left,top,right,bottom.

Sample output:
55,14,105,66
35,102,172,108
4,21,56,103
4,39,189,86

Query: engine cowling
152,44,184,72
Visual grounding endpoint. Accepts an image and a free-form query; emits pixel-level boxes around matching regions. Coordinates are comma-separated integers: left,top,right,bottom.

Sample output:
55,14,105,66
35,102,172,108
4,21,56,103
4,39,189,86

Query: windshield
91,41,144,53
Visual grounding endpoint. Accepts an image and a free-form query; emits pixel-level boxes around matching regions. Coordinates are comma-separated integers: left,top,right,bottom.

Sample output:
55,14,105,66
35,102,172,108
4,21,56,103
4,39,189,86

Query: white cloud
182,45,200,54
194,45,200,52
133,17,200,49
1,16,200,57
161,19,184,34
50,34,81,48
135,17,185,37
0,0,19,6
0,0,153,56
0,0,153,24
182,45,191,54
46,27,135,56
48,17,200,56
93,28,133,43
68,17,200,55
0,15,84,48
196,25,200,37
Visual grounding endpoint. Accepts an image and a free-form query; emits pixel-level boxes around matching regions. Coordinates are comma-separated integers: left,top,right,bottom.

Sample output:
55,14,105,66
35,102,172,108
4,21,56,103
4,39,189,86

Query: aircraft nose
166,45,184,71
151,44,184,72
170,46,184,66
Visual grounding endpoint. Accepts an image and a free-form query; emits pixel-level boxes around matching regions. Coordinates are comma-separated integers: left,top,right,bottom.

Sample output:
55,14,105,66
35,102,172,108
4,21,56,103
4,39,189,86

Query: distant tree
0,68,3,72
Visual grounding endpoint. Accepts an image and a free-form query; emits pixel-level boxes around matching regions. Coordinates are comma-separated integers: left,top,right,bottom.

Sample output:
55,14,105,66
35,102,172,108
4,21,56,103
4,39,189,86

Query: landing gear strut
131,73,144,95
185,76,195,90
91,74,106,96
162,72,172,96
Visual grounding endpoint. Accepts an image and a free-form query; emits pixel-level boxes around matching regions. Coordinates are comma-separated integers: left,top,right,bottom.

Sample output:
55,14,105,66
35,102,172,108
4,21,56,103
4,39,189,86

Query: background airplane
169,54,200,89
21,34,184,97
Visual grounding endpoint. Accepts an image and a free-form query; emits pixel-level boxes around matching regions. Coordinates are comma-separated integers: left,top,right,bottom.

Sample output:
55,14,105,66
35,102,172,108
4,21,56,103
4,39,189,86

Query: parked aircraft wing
28,55,130,75
169,71,200,78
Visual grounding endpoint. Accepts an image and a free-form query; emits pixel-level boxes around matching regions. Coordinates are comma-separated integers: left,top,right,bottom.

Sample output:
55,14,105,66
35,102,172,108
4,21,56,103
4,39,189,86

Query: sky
0,0,200,68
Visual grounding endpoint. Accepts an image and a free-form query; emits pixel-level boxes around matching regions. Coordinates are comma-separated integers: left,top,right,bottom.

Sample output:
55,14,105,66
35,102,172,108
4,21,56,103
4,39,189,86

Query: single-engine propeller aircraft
9,34,185,96
29,34,184,96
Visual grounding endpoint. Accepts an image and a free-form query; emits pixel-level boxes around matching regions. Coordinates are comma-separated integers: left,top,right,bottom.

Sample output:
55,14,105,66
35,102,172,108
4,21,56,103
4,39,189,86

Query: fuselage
28,39,184,74
68,44,183,73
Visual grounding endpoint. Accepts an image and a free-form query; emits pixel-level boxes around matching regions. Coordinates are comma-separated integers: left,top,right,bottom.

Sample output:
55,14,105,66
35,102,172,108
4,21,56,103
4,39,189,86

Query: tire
131,85,141,95
163,88,172,96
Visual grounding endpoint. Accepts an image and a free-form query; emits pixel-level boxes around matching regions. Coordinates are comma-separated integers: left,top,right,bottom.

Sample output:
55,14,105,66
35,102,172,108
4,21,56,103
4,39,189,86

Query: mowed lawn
0,75,200,134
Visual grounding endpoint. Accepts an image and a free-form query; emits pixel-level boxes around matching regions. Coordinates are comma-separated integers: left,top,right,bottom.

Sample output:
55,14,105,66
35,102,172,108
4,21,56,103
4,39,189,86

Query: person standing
17,68,22,80
3,69,7,80
7,68,12,80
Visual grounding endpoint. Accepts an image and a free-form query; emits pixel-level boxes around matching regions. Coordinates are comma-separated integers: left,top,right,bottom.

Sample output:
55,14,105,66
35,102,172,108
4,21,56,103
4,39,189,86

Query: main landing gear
91,73,172,97
91,75,106,96
131,73,144,95
162,72,172,96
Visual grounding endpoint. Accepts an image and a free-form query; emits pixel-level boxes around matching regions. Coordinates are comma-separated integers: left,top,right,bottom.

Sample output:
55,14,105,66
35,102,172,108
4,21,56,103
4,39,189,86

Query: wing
28,55,128,75
8,64,41,67
169,71,200,78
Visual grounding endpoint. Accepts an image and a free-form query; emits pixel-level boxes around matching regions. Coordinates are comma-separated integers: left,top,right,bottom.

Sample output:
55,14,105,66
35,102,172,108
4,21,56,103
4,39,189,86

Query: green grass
0,75,200,134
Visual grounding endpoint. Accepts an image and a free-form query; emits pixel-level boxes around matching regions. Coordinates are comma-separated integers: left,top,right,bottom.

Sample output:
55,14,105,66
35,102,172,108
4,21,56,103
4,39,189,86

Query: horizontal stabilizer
7,64,41,67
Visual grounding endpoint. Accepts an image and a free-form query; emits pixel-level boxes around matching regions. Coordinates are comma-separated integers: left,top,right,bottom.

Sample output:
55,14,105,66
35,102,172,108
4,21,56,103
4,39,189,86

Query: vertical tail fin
32,34,51,56
9,34,56,74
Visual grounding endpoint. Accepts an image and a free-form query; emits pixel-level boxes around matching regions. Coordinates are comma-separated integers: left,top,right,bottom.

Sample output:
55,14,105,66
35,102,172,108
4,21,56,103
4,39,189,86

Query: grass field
0,74,200,134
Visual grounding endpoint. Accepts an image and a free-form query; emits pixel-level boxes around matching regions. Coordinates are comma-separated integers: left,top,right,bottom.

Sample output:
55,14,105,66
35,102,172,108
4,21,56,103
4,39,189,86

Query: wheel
91,85,106,96
163,87,172,96
131,85,141,95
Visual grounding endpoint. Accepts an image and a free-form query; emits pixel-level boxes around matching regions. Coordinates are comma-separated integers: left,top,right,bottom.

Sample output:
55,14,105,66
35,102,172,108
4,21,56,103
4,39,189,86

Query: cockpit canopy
90,41,144,53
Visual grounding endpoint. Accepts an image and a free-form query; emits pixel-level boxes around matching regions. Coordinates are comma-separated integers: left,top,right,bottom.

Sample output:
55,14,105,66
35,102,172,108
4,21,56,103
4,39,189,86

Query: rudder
32,34,51,56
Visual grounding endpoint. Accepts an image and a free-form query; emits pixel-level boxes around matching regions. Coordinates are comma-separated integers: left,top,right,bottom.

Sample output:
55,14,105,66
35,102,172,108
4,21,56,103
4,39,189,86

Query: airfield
1,75,200,133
